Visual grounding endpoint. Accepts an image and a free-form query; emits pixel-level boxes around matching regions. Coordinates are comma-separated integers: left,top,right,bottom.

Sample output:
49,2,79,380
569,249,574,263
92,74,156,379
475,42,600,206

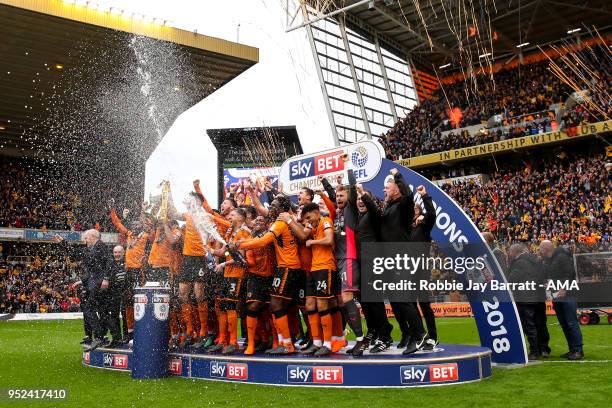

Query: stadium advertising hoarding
280,141,528,364
0,228,24,240
4,229,119,244
398,119,612,168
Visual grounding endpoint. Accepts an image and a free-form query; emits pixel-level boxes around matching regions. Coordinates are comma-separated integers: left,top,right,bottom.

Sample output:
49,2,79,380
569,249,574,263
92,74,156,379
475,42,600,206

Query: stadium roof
298,0,610,67
0,0,259,155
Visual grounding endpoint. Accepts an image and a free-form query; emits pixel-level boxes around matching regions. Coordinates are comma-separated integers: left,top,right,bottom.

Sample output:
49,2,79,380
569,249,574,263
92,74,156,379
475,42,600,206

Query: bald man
82,229,113,351
539,240,583,360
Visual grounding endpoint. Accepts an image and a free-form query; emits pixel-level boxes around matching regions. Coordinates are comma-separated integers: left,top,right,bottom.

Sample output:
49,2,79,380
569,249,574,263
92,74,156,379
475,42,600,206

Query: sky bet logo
210,361,248,381
289,150,344,180
103,353,128,369
400,363,458,384
287,365,344,384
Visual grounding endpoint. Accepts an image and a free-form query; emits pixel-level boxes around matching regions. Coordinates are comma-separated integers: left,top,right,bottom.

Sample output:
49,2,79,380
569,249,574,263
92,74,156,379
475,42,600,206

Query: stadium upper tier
0,0,258,156
380,43,611,164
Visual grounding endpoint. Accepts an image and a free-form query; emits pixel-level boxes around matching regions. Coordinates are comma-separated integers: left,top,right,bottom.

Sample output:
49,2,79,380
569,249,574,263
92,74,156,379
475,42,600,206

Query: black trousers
119,278,139,339
361,301,393,339
79,291,93,338
99,289,122,342
415,301,437,341
517,303,539,355
390,301,425,339
83,289,105,340
535,302,550,353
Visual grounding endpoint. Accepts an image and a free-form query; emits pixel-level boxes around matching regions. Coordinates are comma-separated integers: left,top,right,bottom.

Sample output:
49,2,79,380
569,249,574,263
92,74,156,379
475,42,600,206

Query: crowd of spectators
440,151,611,252
0,243,81,313
381,44,611,160
0,158,113,232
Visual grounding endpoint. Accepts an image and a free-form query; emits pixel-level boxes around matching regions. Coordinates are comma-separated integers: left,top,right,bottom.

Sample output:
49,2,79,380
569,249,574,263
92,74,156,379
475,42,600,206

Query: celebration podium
82,342,492,387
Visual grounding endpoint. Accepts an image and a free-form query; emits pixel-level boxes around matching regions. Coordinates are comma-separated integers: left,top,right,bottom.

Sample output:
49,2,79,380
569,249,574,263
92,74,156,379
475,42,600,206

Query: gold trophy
148,180,171,221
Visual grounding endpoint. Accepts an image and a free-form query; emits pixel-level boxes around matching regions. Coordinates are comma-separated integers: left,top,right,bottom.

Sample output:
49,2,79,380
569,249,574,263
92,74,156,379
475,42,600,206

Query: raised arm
247,186,269,217
109,207,129,235
347,168,358,204
193,180,215,214
320,176,336,204
360,191,381,220
318,192,336,221
420,190,436,232
394,171,414,218
393,171,412,198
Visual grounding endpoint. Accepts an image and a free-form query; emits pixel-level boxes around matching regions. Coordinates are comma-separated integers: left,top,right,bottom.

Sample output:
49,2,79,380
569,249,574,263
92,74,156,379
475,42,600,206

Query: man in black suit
81,229,112,351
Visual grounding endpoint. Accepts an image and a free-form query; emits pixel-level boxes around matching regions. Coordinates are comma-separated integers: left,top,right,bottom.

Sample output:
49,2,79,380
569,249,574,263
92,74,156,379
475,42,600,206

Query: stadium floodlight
86,1,98,10
479,52,492,58
63,0,76,4
122,9,133,18
516,42,530,48
439,63,451,69
153,17,165,25
109,7,122,15
567,28,581,34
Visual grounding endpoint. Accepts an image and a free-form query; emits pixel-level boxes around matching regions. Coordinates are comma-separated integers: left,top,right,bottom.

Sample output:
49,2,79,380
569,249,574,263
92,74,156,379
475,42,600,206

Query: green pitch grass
0,317,610,407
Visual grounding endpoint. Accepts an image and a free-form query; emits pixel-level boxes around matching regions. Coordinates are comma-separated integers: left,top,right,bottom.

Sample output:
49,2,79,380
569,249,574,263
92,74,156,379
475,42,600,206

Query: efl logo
169,358,182,375
113,354,129,369
400,363,458,384
83,352,90,364
287,365,343,384
289,151,344,180
210,361,248,381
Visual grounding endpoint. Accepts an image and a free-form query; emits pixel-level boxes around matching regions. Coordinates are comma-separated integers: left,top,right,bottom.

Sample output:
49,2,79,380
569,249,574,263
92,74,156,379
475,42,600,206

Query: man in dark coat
81,229,112,351
377,168,427,354
507,243,547,360
539,240,583,360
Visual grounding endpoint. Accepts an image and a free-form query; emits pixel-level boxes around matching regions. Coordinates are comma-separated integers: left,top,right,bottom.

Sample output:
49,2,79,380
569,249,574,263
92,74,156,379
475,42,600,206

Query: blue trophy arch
83,141,526,387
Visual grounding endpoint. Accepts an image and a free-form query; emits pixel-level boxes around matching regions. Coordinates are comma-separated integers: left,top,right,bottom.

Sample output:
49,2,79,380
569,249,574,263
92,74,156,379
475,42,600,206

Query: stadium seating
380,45,611,160
0,243,80,313
438,151,611,251
0,158,112,232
